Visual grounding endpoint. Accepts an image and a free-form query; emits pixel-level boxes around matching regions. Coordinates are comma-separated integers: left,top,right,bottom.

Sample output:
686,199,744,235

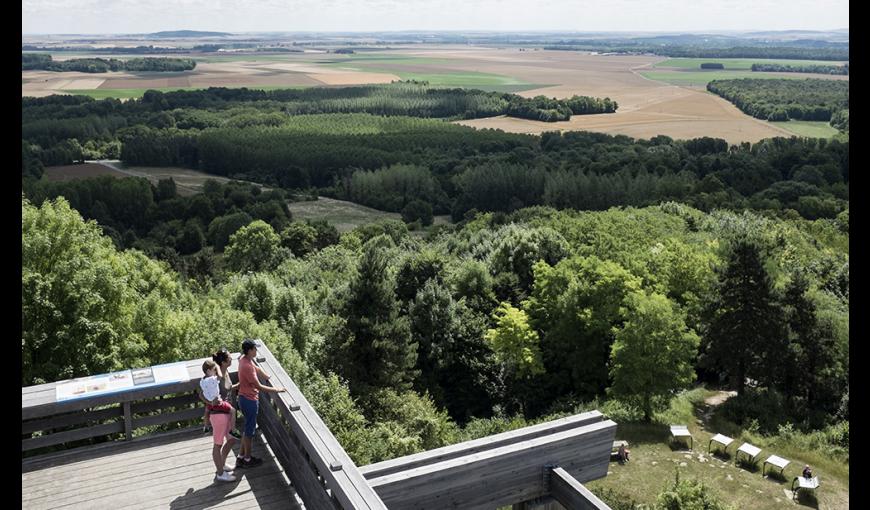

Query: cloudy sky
22,0,848,34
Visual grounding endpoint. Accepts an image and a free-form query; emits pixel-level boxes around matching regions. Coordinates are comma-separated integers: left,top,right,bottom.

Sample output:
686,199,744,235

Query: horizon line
22,28,850,36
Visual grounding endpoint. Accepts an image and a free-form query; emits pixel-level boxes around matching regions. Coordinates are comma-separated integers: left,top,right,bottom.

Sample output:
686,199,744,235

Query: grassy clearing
288,196,401,232
770,121,840,138
655,58,848,71
287,196,451,233
639,70,810,87
584,388,849,510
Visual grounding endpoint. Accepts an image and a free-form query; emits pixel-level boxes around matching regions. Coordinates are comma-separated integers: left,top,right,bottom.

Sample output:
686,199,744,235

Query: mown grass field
584,388,849,510
654,58,848,71
331,65,542,91
288,196,451,233
770,121,841,138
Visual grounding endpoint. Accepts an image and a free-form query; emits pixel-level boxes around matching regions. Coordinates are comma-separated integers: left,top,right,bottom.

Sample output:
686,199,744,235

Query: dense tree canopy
22,54,196,73
707,78,849,122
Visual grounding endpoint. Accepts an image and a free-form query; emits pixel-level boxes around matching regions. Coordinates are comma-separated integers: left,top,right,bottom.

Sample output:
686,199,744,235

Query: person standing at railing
198,348,241,435
202,358,239,482
236,338,286,469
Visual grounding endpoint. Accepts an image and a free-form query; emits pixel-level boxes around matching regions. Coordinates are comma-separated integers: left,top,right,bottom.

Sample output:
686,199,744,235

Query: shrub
656,469,732,510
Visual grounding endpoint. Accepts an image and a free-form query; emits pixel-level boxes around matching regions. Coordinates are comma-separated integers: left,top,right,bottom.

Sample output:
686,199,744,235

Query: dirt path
705,390,738,407
699,390,737,425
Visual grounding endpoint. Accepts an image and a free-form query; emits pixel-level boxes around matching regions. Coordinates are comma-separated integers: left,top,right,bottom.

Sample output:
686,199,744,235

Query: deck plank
22,429,299,510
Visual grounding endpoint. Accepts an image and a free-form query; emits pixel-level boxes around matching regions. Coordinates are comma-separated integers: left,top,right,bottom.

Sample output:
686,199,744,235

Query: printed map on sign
55,361,191,401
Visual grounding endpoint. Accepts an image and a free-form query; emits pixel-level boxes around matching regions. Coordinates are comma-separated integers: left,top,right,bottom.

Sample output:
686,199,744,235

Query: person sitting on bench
618,443,631,462
803,465,813,479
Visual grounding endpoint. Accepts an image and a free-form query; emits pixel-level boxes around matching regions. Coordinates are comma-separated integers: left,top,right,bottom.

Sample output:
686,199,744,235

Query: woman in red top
235,339,285,468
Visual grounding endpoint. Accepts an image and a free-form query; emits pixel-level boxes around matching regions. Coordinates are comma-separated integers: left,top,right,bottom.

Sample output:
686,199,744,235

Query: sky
22,0,849,35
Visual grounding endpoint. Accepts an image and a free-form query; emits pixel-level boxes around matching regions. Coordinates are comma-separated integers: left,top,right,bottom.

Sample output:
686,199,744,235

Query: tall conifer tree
704,240,783,394
341,244,418,396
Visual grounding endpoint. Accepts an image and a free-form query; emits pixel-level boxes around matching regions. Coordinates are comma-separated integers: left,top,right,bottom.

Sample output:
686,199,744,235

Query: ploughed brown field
435,48,797,143
22,46,844,143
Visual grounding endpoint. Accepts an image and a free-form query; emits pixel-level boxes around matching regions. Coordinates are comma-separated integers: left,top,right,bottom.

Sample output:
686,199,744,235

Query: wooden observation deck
22,343,616,509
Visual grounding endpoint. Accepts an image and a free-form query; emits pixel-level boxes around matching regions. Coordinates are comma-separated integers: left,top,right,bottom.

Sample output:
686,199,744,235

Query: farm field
23,47,846,143
44,161,253,195
642,57,849,87
42,162,449,231
771,120,841,138
654,58,849,70
42,163,128,181
640,69,849,87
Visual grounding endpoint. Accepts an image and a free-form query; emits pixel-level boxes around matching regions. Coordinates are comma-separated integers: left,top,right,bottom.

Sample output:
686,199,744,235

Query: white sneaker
215,471,236,483
223,464,235,472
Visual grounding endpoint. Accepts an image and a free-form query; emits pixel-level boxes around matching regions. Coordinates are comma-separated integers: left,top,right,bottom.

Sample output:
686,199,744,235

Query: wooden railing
22,357,237,453
21,343,386,510
254,343,387,510
22,343,613,510
361,410,616,509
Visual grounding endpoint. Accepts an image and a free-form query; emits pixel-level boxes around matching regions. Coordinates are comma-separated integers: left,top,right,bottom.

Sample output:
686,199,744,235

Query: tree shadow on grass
709,449,733,462
762,470,788,484
735,458,760,473
666,439,694,452
616,422,671,445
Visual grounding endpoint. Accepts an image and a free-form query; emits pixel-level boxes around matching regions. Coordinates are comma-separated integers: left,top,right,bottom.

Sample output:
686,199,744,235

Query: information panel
55,361,191,402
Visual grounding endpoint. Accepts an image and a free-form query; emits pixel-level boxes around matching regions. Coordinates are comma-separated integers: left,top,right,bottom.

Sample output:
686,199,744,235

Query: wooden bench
735,442,762,465
669,425,693,449
708,433,734,454
762,455,790,477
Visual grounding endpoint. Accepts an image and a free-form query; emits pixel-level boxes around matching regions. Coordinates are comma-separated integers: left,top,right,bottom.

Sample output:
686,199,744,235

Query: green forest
544,45,849,61
22,196,849,463
22,53,197,73
750,63,848,75
707,78,849,125
21,77,849,506
23,87,847,226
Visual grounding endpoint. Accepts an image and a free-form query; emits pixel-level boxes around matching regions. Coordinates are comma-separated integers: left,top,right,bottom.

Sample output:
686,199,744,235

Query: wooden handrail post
123,401,132,441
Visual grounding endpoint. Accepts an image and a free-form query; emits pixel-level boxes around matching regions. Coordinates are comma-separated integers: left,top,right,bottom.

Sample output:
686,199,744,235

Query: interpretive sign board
55,361,191,402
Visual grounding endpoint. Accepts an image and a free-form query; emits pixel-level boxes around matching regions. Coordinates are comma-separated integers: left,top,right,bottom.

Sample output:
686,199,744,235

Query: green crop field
322,54,454,65
332,64,540,91
770,120,840,138
655,58,848,70
639,70,811,87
